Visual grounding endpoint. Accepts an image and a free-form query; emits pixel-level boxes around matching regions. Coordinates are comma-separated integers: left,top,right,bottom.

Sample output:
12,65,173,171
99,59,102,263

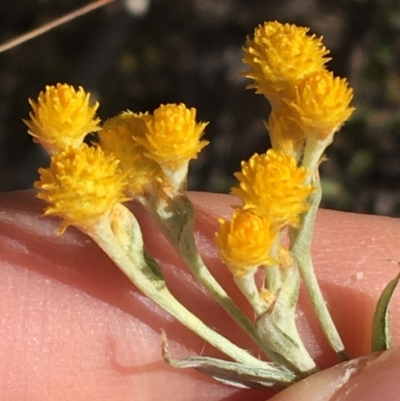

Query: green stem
89,204,275,370
152,194,284,364
290,177,347,361
257,256,317,374
234,270,267,316
264,233,283,295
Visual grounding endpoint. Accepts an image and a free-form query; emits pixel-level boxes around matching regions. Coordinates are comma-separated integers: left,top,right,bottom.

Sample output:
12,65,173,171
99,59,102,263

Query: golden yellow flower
35,143,130,233
231,149,315,228
215,209,277,275
243,21,330,101
266,103,305,158
24,83,101,155
286,70,355,139
139,103,209,170
98,111,163,197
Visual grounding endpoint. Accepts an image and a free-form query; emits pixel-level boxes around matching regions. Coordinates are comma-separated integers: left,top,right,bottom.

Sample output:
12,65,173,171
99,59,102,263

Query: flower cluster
24,19,357,386
216,149,314,275
243,21,355,161
25,85,208,230
215,21,354,325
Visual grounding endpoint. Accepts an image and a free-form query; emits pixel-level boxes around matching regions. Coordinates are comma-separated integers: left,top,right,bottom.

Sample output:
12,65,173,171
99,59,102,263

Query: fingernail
271,351,383,401
330,347,400,401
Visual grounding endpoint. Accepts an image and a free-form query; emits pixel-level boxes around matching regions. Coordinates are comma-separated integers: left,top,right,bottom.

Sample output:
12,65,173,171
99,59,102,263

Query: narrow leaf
371,272,400,352
161,332,296,389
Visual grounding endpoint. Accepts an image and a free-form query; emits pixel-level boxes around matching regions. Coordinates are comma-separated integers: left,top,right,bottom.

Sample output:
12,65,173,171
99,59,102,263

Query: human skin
0,190,400,401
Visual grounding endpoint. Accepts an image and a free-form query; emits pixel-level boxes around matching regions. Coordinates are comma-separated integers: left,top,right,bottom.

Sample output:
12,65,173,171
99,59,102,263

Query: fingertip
270,348,400,401
330,347,400,401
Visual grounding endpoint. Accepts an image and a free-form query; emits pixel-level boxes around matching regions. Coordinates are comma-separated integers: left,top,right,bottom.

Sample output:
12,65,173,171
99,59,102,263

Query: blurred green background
1,0,400,216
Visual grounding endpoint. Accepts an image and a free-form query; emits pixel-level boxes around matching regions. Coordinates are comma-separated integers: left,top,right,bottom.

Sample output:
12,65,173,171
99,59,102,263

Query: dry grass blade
0,0,115,53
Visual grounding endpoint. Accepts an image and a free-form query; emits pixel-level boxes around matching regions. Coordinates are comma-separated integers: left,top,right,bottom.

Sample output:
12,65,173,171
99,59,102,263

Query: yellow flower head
35,143,130,233
140,103,209,170
285,71,355,140
231,149,315,228
215,209,277,275
98,111,163,197
243,21,330,101
266,103,305,158
24,84,101,155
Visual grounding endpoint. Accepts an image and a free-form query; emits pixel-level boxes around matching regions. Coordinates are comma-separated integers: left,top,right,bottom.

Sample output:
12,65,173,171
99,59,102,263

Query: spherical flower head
285,71,355,140
215,209,277,275
141,103,209,171
243,21,330,100
231,149,315,228
24,83,101,155
35,143,130,234
99,111,163,197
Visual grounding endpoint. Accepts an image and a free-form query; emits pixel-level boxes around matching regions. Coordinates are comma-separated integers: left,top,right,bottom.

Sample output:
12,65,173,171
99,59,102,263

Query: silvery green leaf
162,335,297,389
371,272,400,352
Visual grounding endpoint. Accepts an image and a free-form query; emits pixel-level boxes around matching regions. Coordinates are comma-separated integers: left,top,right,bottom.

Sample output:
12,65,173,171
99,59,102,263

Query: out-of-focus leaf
371,271,400,352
